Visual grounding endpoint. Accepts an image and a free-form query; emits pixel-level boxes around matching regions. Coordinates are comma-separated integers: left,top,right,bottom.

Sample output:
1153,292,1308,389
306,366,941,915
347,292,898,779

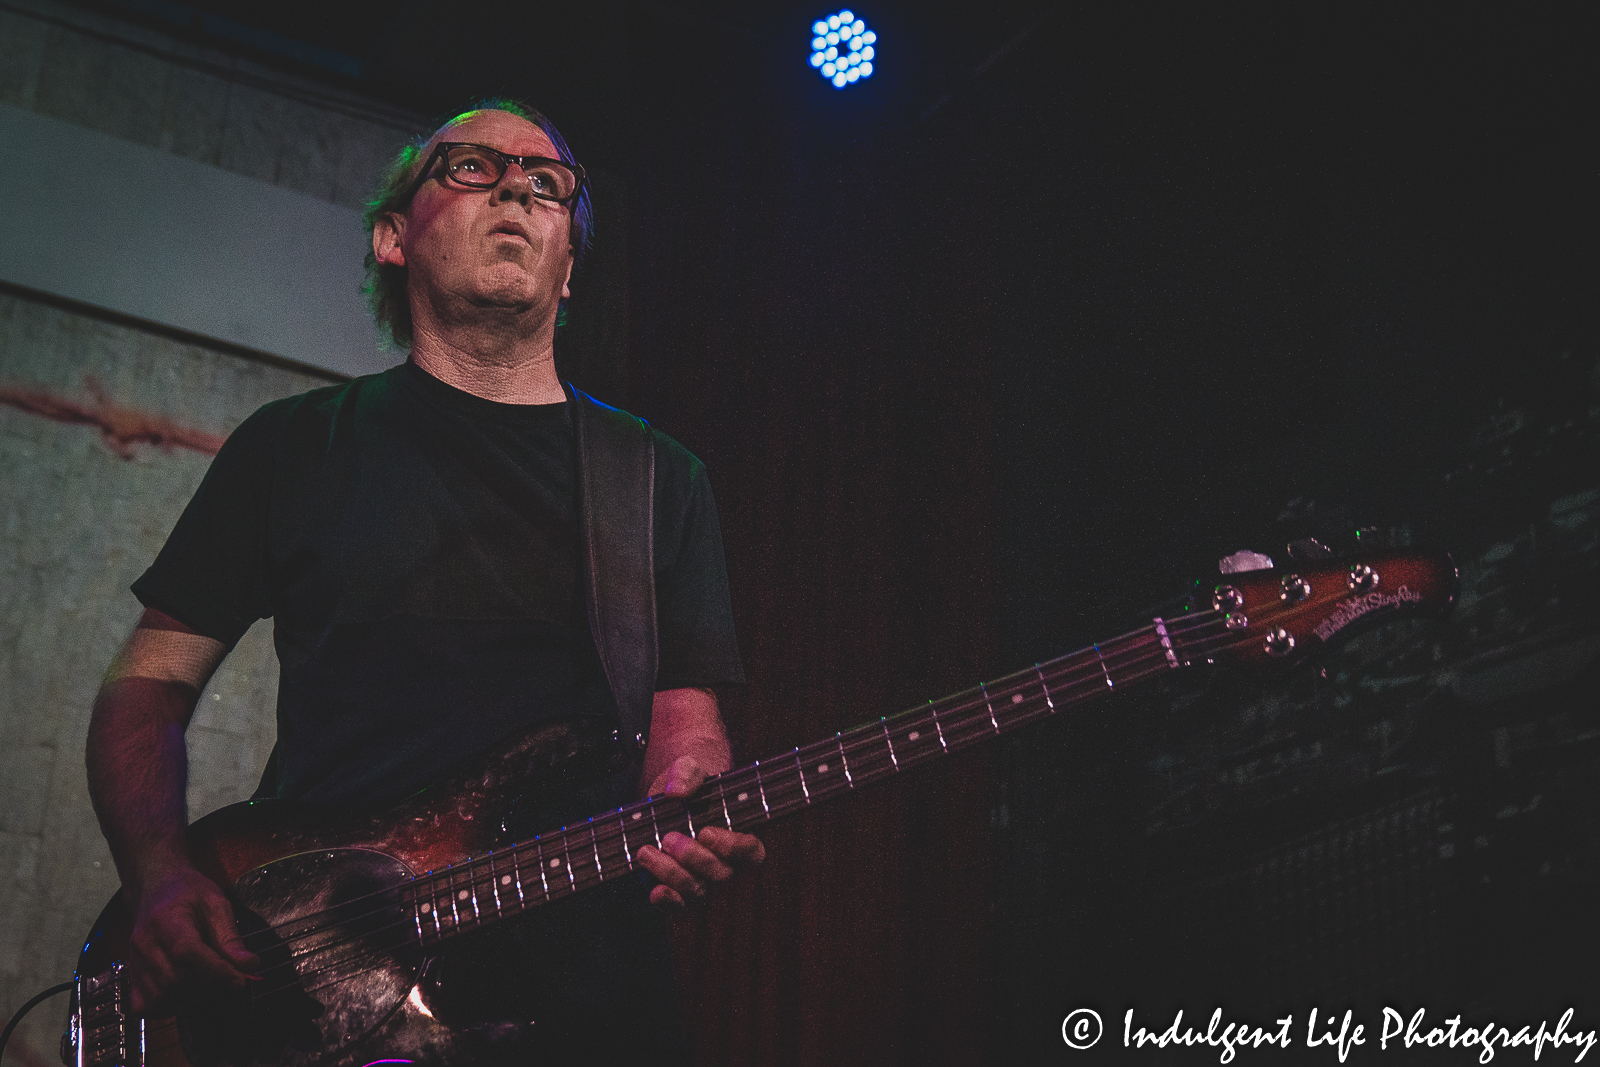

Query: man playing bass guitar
85,99,764,1064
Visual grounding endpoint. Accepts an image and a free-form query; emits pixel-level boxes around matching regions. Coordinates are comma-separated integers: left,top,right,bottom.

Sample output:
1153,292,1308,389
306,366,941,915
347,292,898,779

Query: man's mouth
489,224,531,244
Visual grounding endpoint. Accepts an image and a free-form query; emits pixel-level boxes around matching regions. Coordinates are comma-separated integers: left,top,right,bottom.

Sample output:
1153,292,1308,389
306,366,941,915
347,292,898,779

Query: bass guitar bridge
70,960,142,1066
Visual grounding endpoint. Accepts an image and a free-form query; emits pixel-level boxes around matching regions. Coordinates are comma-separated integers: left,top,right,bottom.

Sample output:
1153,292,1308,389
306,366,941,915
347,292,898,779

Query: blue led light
809,9,876,89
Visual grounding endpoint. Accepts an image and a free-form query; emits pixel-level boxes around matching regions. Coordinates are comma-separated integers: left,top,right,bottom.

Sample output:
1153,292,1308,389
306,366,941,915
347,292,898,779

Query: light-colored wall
0,0,424,377
0,0,413,210
0,1,418,1053
0,289,331,1061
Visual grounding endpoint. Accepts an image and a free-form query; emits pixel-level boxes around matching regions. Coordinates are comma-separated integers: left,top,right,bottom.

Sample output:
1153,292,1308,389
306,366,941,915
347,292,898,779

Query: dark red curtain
618,85,1004,1065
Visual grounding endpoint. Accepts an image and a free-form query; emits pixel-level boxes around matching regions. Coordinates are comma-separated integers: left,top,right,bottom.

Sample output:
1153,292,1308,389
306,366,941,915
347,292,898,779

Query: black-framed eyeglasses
403,142,586,208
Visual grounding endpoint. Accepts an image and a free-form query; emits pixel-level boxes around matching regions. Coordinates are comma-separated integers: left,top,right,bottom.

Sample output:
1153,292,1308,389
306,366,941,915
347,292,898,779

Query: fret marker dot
1012,693,1023,704
632,811,643,820
909,731,920,741
420,902,431,913
550,858,561,868
737,792,749,802
501,875,512,885
458,890,469,900
818,763,829,772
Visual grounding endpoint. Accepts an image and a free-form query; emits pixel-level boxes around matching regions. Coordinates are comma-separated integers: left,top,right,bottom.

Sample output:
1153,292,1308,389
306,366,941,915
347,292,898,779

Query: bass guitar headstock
1171,548,1458,671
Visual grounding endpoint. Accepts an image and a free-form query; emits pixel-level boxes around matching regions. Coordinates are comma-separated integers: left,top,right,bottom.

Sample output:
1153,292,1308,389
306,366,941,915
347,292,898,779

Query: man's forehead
427,110,559,157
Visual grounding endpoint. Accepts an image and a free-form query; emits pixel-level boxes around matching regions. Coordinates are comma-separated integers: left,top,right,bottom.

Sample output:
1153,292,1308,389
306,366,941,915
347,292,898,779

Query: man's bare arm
86,608,257,1014
634,688,765,907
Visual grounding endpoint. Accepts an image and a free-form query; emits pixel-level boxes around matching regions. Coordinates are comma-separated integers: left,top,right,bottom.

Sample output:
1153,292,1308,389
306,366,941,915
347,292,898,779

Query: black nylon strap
567,383,658,752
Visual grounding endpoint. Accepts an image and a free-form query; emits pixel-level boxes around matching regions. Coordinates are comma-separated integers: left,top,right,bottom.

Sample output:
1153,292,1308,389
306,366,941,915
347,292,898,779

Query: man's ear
373,213,406,268
561,247,574,301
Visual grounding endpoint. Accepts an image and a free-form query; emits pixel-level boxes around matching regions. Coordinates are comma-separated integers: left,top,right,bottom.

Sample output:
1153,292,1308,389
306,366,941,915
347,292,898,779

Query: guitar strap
566,382,658,754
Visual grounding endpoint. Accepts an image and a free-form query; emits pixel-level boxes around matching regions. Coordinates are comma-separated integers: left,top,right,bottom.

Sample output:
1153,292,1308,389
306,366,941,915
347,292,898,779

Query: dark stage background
44,0,1600,1061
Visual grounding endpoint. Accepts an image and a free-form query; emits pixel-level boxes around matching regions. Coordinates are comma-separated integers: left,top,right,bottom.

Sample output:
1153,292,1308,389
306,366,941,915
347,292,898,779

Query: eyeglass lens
444,146,578,200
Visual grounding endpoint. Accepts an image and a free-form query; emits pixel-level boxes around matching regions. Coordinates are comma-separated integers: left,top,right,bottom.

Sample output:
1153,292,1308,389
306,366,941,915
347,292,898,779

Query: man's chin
424,275,560,329
467,293,541,314
462,280,554,317
471,269,560,308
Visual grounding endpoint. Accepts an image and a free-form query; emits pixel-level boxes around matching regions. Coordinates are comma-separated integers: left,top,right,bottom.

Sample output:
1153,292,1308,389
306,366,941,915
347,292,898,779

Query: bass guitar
67,547,1457,1066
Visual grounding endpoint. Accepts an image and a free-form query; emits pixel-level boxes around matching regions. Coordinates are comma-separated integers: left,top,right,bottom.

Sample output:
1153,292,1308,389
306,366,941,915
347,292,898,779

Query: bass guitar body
74,721,633,1067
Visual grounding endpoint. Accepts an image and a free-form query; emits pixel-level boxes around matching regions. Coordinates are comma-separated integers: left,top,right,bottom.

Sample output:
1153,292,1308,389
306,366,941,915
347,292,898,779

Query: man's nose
493,167,535,209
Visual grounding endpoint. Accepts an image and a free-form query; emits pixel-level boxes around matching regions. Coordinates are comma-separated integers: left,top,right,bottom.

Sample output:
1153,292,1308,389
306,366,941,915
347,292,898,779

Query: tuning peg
1218,550,1274,574
1286,538,1333,562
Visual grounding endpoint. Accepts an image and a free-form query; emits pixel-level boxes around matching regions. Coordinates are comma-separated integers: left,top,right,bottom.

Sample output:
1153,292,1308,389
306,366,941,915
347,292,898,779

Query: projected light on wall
809,10,876,89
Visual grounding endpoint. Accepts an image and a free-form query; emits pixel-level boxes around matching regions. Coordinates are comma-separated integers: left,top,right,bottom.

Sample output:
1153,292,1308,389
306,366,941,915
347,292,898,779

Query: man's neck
407,318,566,405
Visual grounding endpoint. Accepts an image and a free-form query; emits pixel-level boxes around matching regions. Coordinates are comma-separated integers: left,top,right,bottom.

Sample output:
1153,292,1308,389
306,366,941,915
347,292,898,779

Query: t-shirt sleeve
654,455,745,692
130,404,280,647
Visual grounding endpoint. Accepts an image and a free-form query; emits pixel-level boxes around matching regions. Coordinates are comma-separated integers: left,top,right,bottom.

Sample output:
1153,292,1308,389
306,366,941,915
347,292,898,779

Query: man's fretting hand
635,755,765,908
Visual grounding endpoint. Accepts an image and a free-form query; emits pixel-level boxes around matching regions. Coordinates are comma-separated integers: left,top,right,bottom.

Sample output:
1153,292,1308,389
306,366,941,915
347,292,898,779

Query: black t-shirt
134,360,743,808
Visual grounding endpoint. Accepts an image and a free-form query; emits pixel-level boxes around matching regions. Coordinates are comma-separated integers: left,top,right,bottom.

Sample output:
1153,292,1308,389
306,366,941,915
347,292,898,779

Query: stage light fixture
809,9,875,89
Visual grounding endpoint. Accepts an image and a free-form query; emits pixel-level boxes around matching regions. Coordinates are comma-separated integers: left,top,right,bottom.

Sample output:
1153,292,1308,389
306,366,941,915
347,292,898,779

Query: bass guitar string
224,592,1334,977
140,625,1221,1054
240,605,1285,985
226,600,1289,965
227,670,1156,988
128,563,1451,1061
230,608,1231,960
141,640,1217,1059
233,645,1216,1012
219,608,1225,958
148,598,1335,1049
159,598,1299,1052
230,613,1263,984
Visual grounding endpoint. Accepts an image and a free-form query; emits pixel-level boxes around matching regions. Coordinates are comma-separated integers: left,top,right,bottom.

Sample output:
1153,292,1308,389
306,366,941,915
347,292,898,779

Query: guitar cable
0,981,73,1063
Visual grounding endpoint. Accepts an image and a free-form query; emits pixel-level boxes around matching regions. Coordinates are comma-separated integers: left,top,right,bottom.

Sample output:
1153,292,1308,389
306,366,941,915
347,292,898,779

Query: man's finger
696,827,766,866
652,755,708,799
170,925,249,987
129,936,179,1007
130,971,163,1017
665,830,736,882
649,883,687,909
636,843,706,901
199,891,259,971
